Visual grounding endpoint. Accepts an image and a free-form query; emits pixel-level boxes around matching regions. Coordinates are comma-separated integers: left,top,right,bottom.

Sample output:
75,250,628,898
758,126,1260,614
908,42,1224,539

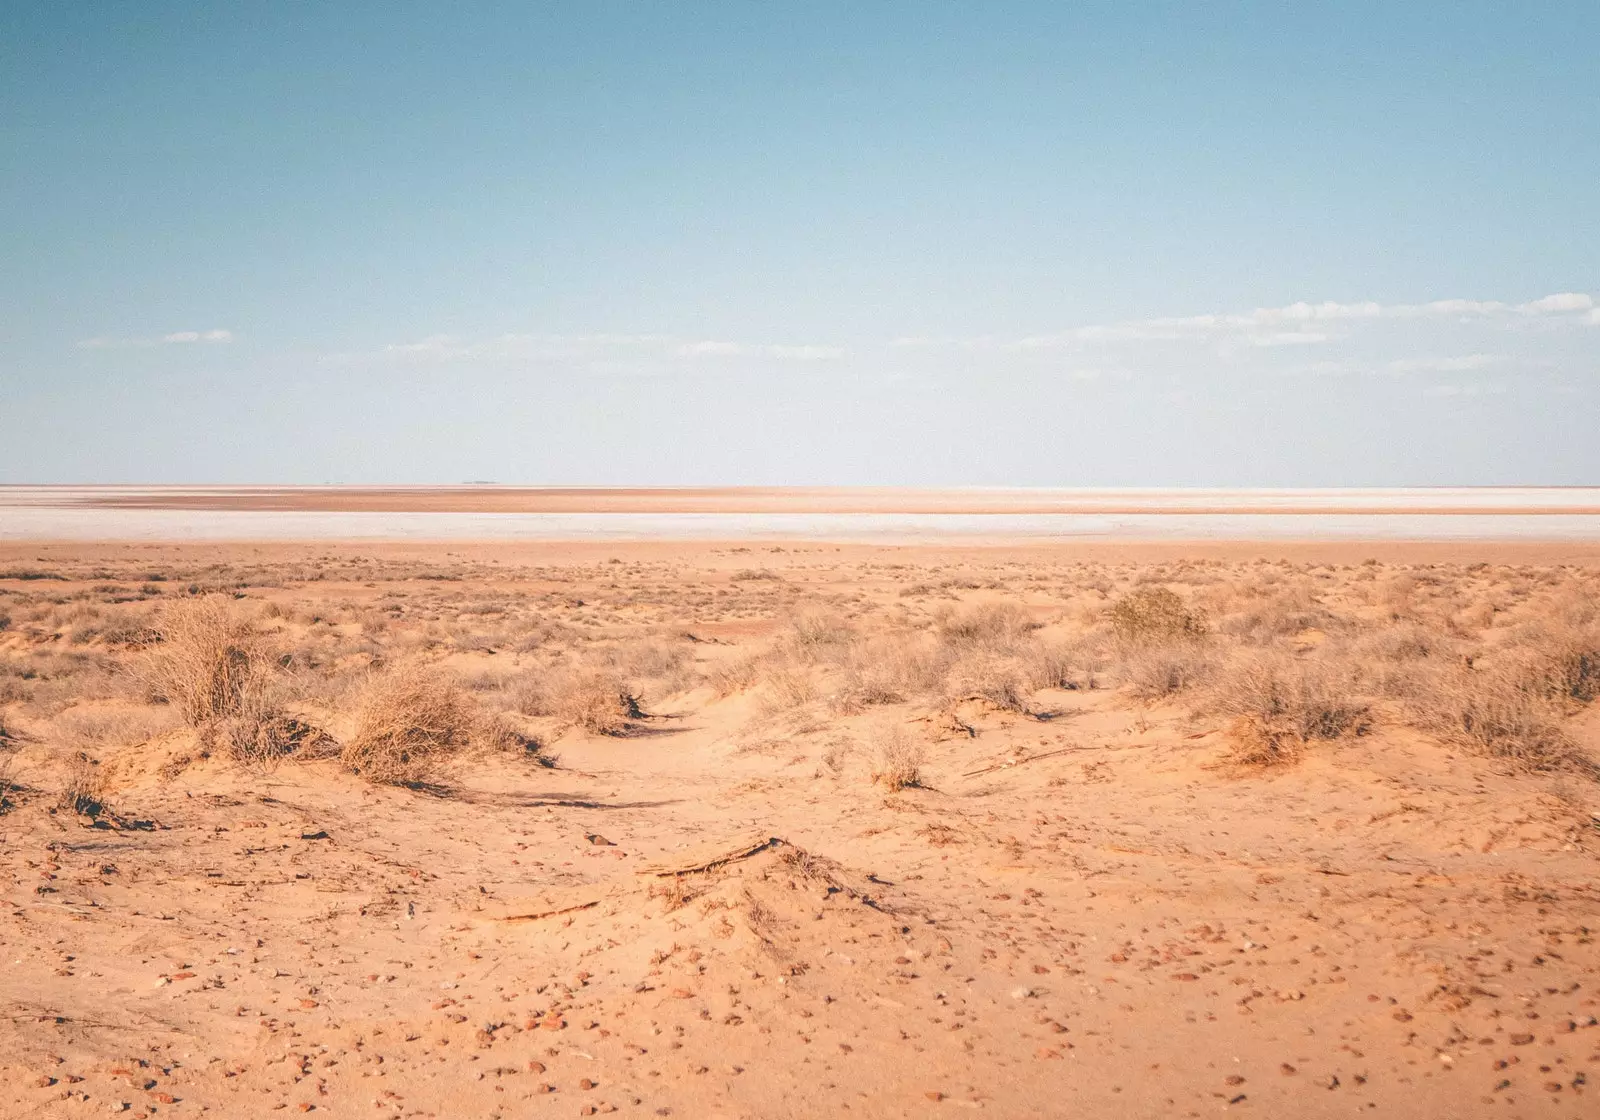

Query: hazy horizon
3,4,1596,485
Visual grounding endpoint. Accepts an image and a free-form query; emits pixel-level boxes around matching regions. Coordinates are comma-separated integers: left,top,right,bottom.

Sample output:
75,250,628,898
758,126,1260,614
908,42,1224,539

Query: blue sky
2,2,1597,484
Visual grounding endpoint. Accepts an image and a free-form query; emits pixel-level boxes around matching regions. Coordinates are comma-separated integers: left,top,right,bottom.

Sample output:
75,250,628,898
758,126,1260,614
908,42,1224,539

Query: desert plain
2,535,1599,1119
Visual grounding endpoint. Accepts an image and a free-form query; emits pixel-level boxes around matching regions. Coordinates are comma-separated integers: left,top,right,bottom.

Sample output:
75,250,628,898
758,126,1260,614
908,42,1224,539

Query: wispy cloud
340,332,848,368
946,291,1598,353
1384,353,1501,374
77,328,234,349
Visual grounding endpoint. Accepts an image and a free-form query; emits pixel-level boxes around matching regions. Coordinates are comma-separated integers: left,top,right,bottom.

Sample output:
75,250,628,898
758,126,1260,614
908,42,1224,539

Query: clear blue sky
3,2,1596,484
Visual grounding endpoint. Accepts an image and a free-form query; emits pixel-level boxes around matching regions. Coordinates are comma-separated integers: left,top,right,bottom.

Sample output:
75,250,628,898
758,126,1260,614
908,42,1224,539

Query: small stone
1280,1063,1297,1076
1391,1009,1413,1022
1510,1033,1536,1046
925,1091,945,1101
579,1078,595,1090
1224,1075,1245,1086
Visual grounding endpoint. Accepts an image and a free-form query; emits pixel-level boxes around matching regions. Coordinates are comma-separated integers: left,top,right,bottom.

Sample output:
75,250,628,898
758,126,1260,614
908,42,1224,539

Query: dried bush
936,602,1033,651
555,670,645,734
946,654,1031,713
1519,623,1600,704
143,596,275,726
0,756,16,815
759,661,820,716
341,665,486,785
1213,654,1368,766
1409,659,1580,771
219,714,336,768
57,752,108,817
870,726,926,791
1108,586,1206,645
782,611,855,663
1022,640,1095,691
1123,645,1217,701
708,651,763,697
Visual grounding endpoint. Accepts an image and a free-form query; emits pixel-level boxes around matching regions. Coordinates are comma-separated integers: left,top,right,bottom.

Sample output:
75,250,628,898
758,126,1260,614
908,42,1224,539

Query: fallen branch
961,744,1100,778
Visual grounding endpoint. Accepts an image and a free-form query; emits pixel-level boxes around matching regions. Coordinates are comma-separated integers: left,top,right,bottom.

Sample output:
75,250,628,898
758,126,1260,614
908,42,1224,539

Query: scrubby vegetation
1,546,1597,816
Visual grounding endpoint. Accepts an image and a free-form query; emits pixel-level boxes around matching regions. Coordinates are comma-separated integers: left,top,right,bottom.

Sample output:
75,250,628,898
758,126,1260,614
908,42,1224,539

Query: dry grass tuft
0,755,18,814
557,670,645,734
1122,645,1217,701
1108,586,1207,645
143,596,276,726
505,667,645,734
870,726,926,791
1214,654,1368,767
341,664,486,785
936,602,1033,651
1409,659,1580,771
57,752,109,817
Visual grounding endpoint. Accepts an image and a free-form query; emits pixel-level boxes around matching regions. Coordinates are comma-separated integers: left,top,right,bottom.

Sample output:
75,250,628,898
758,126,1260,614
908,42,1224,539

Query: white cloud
1247,331,1332,347
163,328,233,344
77,328,234,349
346,332,846,368
1518,292,1593,314
921,292,1597,353
1385,353,1500,374
1422,382,1507,397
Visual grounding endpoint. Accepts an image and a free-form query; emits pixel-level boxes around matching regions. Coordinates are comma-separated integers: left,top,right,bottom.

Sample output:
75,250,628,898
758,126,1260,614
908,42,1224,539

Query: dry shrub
936,602,1033,651
1219,587,1334,645
759,661,819,715
0,756,17,815
57,752,108,817
870,726,926,791
1108,586,1206,645
830,635,949,713
143,596,275,726
1409,659,1580,771
708,651,763,697
556,670,644,734
341,665,485,785
946,654,1031,713
1023,640,1096,691
1123,645,1217,701
220,714,336,767
782,611,855,663
1518,623,1600,704
1223,715,1305,768
1352,620,1452,663
503,667,643,733
1214,654,1368,766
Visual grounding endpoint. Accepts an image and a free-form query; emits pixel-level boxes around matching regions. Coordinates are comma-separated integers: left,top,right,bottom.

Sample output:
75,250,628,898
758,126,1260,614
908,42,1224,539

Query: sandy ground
2,540,1598,1119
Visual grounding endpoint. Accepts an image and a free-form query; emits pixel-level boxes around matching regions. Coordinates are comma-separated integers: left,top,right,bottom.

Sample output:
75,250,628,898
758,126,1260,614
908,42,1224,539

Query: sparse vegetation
341,664,487,785
142,595,277,726
56,751,108,817
1214,654,1369,767
870,726,926,791
1108,586,1207,645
